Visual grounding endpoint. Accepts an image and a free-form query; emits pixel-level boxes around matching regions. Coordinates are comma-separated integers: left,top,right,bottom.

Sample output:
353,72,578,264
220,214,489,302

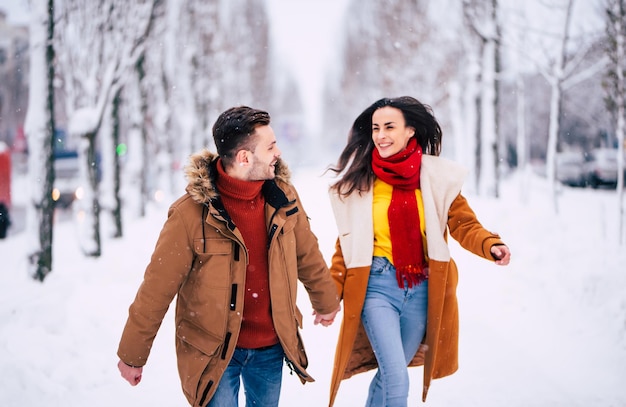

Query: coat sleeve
291,189,341,315
447,194,505,261
117,205,195,367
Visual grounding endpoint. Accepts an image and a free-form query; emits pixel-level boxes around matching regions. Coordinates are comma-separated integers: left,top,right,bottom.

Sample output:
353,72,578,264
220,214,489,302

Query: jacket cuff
482,237,504,260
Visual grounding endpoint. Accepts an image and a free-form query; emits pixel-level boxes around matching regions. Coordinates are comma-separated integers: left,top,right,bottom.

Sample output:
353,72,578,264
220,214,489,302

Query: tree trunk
99,88,122,238
124,57,148,218
545,77,563,213
478,37,498,197
137,55,150,216
454,44,480,195
25,0,56,281
516,74,530,205
545,0,574,214
612,0,625,244
493,0,502,198
111,90,123,237
462,0,501,197
75,130,101,257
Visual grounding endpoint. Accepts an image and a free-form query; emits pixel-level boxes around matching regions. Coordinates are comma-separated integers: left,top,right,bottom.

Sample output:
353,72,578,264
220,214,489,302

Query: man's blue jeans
207,342,284,407
361,256,428,407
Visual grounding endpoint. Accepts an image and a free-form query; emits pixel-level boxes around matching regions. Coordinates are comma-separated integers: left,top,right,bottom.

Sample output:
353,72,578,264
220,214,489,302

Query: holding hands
313,305,341,327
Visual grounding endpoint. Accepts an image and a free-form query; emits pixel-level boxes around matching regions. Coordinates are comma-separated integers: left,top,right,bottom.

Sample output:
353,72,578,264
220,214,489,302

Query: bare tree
545,0,574,213
56,0,160,256
165,0,203,169
451,5,481,194
605,0,626,244
513,19,530,204
463,0,502,198
323,0,453,155
99,85,123,237
522,0,608,212
122,55,150,218
0,23,28,151
145,0,268,195
139,0,177,199
24,0,56,281
211,0,272,123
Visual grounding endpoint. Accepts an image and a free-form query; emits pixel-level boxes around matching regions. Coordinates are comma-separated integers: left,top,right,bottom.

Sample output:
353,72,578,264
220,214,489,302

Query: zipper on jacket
233,243,240,261
267,224,279,250
284,356,309,380
221,332,232,359
202,204,208,252
199,380,214,407
266,198,297,249
229,284,237,310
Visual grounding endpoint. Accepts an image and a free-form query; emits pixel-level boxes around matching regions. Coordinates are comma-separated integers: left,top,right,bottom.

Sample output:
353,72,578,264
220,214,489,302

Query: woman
326,96,511,407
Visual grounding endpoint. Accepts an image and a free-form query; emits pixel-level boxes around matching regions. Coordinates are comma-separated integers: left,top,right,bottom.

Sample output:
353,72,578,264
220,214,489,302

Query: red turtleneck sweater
216,161,278,349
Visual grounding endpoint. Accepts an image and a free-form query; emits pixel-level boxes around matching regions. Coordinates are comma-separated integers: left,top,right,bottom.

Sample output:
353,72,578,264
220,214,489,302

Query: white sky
266,0,349,136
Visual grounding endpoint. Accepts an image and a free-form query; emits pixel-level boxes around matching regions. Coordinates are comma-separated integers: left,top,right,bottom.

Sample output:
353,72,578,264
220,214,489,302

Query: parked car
583,148,624,188
556,151,586,187
52,149,83,207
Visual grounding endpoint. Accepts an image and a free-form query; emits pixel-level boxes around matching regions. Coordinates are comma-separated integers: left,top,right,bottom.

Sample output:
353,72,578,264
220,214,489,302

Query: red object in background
12,126,27,154
0,143,11,208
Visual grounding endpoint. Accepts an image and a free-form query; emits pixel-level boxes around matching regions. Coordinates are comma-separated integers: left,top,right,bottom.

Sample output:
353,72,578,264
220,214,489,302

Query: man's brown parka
117,150,340,407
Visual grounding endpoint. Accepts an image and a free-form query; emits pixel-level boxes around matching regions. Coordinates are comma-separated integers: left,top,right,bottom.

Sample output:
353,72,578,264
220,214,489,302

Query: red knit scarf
371,138,427,288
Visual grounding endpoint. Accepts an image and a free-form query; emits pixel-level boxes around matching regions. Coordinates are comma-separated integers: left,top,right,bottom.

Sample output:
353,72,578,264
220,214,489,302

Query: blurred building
0,9,29,152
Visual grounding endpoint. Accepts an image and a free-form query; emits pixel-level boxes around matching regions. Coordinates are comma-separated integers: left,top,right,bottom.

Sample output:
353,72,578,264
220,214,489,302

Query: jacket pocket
193,237,231,255
191,238,232,289
176,319,222,357
176,320,221,406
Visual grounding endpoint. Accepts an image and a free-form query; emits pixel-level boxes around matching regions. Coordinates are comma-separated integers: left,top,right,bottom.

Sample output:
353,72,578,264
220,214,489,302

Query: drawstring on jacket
202,203,208,252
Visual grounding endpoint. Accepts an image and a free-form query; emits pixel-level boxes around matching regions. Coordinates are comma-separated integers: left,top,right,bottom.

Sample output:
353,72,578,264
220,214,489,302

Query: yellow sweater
372,178,428,264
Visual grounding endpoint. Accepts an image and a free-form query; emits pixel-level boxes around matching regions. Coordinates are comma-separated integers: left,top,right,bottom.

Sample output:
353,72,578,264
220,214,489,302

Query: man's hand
313,305,341,327
118,359,143,386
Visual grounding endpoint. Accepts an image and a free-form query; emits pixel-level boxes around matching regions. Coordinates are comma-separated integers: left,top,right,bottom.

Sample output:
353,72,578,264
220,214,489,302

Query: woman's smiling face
371,106,415,158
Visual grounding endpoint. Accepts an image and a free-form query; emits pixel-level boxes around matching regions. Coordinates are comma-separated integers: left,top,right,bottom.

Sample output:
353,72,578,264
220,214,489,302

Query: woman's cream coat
117,150,340,407
328,155,505,405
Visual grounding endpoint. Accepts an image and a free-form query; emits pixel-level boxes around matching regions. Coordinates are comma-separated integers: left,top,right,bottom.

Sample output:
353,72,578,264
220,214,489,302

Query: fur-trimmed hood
183,149,291,205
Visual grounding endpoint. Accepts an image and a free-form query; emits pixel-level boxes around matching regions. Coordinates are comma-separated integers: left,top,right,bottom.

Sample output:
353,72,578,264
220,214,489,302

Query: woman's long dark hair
328,96,443,197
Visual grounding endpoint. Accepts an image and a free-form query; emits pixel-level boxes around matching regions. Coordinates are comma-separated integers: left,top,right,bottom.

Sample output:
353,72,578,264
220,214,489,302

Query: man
117,106,341,407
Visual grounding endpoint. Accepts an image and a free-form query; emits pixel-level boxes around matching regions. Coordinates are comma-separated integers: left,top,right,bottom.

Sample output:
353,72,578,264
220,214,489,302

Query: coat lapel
420,155,467,261
328,189,374,269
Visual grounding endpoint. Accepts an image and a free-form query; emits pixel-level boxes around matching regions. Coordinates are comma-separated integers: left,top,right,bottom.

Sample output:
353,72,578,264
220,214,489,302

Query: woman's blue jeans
361,256,428,407
207,342,284,407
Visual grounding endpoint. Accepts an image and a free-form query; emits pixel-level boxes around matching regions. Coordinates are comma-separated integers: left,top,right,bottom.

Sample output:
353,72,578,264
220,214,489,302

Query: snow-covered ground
1,166,625,407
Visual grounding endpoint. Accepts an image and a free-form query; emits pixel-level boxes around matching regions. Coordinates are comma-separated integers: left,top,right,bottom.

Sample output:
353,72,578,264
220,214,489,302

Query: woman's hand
313,305,341,327
491,245,511,266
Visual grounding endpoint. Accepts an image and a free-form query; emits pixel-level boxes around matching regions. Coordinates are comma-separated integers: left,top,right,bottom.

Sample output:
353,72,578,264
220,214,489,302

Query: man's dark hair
212,106,271,167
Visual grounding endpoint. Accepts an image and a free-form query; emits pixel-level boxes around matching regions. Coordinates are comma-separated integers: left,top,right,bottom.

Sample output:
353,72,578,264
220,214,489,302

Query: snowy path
1,168,625,406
